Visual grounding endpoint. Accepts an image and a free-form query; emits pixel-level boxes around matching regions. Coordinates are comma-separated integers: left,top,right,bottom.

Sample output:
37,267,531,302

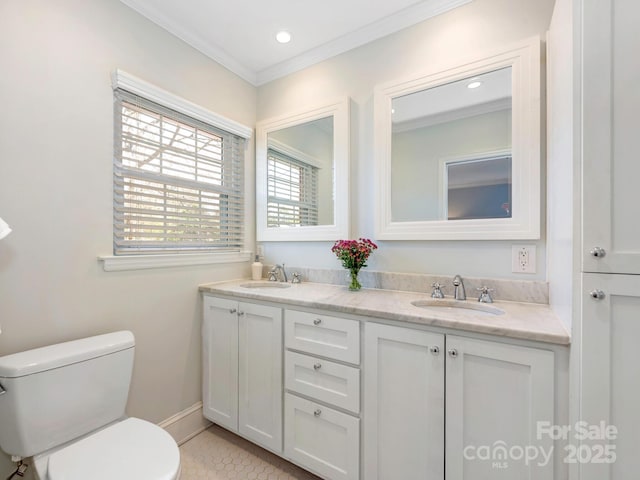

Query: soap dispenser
251,255,263,280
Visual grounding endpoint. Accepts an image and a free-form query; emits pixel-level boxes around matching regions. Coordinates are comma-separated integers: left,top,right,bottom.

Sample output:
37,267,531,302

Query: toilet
0,331,181,480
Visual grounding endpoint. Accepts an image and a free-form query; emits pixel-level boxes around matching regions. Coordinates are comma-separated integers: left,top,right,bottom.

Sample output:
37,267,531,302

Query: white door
202,295,239,432
581,273,640,480
445,335,554,480
363,322,445,480
238,301,283,453
582,0,640,274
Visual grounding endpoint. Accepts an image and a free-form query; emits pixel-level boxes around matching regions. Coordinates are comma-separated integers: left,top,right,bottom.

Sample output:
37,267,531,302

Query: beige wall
0,1,255,473
257,0,555,280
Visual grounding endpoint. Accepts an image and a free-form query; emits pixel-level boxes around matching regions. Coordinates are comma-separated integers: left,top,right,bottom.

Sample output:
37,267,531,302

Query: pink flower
331,238,378,272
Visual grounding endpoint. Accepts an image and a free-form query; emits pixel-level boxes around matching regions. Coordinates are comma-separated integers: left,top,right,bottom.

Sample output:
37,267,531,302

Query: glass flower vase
348,269,362,291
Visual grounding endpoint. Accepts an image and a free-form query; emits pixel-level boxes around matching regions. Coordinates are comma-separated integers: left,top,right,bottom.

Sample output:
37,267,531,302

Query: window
266,148,318,227
112,87,246,256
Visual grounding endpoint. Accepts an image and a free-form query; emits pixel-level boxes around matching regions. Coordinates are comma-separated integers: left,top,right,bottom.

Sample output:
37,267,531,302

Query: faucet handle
431,282,445,299
291,272,302,284
268,268,278,282
476,286,495,303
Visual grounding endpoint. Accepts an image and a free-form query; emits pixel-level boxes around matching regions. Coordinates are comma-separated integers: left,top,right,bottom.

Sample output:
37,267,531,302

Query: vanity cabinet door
202,295,239,432
238,302,283,453
445,335,554,480
203,296,283,453
363,322,445,480
581,273,640,480
582,0,640,274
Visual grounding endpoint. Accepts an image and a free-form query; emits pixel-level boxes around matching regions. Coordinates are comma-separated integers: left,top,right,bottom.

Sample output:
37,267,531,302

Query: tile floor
179,425,321,480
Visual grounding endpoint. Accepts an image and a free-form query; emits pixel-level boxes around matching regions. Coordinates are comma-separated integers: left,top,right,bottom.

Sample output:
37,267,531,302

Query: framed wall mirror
374,37,541,240
256,98,350,241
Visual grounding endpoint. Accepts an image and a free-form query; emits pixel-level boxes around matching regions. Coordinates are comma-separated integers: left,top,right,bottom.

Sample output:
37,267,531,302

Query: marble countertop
199,279,570,346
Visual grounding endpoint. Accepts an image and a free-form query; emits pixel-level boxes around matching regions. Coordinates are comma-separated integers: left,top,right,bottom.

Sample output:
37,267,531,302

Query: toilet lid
47,418,180,480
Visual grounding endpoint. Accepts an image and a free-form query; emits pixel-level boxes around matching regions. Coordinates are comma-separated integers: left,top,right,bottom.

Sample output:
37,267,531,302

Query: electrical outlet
512,245,536,273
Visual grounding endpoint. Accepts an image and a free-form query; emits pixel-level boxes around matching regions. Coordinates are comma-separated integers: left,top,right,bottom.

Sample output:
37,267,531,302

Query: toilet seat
43,418,180,480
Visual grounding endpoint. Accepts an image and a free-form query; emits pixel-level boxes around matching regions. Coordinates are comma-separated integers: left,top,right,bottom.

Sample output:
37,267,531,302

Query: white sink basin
411,299,504,316
239,281,292,289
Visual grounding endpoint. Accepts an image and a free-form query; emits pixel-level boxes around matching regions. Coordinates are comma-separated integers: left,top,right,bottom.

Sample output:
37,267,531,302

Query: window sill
98,251,252,272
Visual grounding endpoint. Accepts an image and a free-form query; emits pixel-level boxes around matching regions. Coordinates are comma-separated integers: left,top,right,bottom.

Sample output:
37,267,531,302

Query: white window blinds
267,149,319,227
113,89,245,255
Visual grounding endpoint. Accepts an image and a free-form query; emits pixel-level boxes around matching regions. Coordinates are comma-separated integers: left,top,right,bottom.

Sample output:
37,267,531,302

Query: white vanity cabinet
202,295,283,453
364,323,555,480
283,309,361,480
579,2,640,478
202,289,563,480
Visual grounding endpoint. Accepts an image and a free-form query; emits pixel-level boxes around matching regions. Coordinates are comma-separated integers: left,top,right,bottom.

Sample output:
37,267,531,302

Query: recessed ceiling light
467,80,482,89
276,31,291,44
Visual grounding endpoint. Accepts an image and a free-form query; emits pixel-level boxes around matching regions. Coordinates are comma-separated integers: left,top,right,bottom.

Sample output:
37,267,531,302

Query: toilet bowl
0,331,181,480
33,418,181,480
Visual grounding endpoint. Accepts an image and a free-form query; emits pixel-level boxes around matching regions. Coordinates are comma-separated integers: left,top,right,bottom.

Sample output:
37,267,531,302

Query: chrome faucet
274,264,288,283
477,286,495,303
431,282,445,299
452,275,466,301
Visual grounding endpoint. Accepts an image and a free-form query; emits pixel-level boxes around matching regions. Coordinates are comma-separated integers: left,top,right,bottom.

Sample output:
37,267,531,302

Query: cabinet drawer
284,310,360,364
284,393,359,480
285,351,360,413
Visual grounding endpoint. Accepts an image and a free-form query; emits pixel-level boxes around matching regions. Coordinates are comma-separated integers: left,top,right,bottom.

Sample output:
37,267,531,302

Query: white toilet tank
0,331,135,458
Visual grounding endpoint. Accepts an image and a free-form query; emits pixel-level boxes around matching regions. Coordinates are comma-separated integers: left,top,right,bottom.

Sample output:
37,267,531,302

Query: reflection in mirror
445,154,511,220
266,117,333,228
391,67,512,222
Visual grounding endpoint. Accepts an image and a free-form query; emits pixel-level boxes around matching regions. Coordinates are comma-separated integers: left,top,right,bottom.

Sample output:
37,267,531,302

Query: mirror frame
374,37,541,240
256,98,350,241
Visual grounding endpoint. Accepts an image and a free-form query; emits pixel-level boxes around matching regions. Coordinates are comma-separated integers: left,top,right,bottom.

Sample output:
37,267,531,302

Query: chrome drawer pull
313,363,322,370
229,308,237,314
313,318,322,325
314,409,322,417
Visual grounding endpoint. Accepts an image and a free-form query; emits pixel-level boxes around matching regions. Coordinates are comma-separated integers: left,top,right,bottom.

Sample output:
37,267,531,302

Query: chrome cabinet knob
313,318,322,325
314,409,322,417
590,247,606,258
313,363,322,370
229,308,237,314
590,290,606,300
430,346,440,355
448,349,458,358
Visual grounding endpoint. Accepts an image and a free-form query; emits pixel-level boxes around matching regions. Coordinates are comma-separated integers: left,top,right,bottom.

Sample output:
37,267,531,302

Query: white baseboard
158,402,212,445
